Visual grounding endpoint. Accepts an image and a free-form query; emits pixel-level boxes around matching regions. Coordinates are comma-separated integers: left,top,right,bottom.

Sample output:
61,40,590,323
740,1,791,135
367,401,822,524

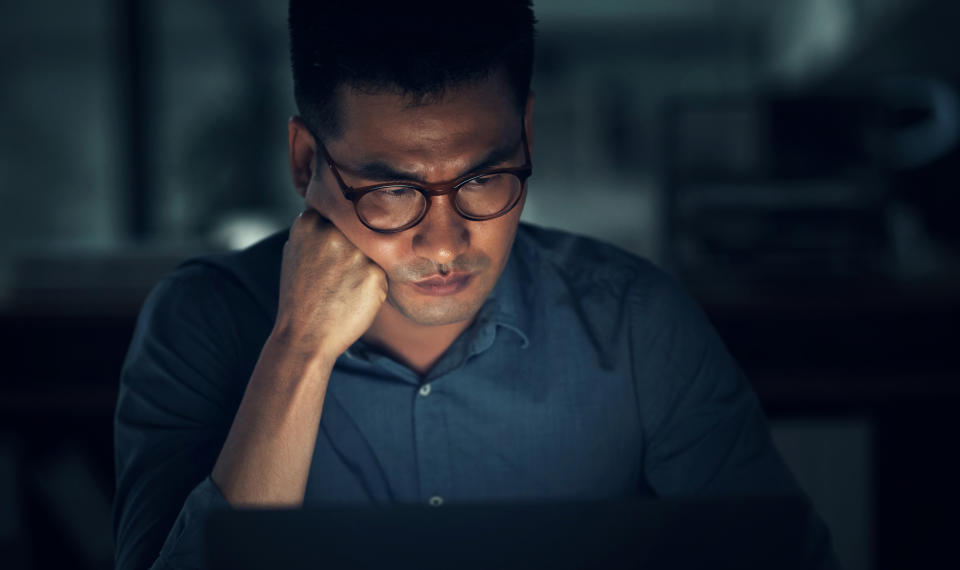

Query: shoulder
121,232,288,409
146,229,287,322
514,222,681,308
513,222,713,364
129,230,287,363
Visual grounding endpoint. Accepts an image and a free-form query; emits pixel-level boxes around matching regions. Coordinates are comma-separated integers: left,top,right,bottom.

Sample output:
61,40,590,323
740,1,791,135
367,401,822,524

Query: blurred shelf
1,280,957,417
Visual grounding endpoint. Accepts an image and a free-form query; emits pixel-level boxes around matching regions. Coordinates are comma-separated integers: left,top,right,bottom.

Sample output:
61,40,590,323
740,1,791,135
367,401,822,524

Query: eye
470,175,494,186
462,173,504,192
373,187,418,200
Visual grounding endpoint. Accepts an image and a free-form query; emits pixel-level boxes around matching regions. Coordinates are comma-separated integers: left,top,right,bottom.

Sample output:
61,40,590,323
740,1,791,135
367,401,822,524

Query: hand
274,209,388,360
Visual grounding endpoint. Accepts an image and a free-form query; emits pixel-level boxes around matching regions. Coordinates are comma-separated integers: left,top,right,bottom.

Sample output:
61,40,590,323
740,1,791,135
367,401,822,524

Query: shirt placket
413,378,453,506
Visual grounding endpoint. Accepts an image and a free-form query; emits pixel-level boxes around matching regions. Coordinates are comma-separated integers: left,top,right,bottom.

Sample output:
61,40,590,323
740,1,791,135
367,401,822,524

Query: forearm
211,211,385,508
211,327,335,507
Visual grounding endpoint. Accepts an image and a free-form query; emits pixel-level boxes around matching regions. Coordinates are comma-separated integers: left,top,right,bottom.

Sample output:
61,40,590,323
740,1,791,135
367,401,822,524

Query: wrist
265,323,341,372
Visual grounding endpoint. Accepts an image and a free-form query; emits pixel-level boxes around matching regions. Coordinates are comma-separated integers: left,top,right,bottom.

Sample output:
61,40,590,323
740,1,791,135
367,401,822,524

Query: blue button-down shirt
114,223,833,569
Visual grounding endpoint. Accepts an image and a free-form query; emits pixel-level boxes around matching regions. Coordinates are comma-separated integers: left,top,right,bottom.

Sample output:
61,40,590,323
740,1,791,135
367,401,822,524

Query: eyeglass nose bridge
404,182,465,230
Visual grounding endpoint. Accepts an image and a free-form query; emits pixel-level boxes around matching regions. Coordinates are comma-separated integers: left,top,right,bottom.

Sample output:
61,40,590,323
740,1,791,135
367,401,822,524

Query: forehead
328,71,522,164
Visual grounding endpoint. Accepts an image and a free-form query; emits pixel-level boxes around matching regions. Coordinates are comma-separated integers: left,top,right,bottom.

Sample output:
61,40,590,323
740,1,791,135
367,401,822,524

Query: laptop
206,495,822,569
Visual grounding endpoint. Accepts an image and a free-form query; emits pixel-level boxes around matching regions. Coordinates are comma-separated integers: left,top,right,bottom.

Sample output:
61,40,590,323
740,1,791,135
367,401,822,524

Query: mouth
410,272,475,296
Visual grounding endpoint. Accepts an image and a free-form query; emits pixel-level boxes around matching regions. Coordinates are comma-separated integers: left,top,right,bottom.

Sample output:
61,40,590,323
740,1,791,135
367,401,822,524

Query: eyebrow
342,137,523,184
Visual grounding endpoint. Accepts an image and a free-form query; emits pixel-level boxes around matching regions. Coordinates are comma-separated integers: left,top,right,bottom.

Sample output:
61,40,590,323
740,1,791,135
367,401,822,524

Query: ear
523,91,535,159
288,116,317,199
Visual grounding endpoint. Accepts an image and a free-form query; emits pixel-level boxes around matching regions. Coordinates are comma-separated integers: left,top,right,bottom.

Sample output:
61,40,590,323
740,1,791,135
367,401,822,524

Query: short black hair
289,0,536,141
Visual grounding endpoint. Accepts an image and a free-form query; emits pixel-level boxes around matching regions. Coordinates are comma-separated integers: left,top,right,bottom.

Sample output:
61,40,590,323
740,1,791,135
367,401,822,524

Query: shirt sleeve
114,266,253,570
629,269,838,568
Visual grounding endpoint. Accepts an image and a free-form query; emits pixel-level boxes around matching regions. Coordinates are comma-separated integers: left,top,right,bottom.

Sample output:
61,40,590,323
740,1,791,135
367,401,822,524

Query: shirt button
419,383,432,397
428,495,444,507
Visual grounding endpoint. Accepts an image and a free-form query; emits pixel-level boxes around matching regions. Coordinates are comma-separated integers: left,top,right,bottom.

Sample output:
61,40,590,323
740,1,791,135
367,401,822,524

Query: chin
388,292,486,327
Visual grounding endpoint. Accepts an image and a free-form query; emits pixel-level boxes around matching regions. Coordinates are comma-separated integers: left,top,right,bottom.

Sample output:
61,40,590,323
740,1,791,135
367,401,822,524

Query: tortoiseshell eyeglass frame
316,123,532,233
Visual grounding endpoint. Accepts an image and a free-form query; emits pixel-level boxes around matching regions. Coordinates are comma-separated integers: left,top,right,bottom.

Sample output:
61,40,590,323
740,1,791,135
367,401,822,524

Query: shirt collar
475,230,533,350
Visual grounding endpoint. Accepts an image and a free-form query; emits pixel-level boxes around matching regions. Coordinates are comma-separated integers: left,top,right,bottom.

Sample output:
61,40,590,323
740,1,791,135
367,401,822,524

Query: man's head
288,0,536,141
286,0,537,328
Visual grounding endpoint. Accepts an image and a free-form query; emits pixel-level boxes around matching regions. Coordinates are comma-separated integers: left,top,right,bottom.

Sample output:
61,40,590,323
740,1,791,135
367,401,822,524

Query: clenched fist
273,209,388,361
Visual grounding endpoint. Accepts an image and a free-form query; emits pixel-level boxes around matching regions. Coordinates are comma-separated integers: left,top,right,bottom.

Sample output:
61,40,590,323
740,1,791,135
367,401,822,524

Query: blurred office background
2,0,959,568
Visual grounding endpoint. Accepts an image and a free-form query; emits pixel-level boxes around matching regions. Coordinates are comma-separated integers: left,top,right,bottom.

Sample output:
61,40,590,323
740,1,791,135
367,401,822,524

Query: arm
211,211,386,507
114,211,386,568
630,271,838,568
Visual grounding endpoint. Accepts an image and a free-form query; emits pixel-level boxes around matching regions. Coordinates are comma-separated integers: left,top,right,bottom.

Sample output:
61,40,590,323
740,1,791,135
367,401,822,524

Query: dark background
2,1,959,569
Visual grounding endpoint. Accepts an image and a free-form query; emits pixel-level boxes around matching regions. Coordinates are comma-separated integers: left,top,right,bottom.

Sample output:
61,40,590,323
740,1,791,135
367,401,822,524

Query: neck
361,303,474,376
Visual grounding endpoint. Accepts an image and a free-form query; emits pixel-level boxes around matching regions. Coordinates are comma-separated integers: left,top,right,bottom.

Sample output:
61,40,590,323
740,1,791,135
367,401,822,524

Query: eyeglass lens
356,172,523,231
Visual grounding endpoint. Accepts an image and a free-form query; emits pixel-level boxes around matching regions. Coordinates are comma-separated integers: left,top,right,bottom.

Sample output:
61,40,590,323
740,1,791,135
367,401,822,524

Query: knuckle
370,266,387,284
295,209,322,229
290,215,308,235
325,233,347,252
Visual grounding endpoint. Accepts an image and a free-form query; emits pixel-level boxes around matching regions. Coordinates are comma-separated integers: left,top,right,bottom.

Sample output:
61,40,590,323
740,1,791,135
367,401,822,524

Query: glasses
318,124,533,233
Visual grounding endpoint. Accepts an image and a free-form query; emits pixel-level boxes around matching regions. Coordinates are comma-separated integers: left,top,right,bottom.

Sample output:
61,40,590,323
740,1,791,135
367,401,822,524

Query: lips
410,272,474,296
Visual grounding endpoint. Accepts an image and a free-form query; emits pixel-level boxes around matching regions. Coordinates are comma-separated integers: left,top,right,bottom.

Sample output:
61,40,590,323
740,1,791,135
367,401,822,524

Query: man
114,1,835,568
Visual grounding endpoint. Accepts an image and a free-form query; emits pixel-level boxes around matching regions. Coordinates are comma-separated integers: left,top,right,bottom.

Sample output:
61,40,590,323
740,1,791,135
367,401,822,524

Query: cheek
361,238,408,272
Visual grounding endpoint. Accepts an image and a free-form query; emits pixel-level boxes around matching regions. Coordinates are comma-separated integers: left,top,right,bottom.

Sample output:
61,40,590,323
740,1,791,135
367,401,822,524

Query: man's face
295,71,533,327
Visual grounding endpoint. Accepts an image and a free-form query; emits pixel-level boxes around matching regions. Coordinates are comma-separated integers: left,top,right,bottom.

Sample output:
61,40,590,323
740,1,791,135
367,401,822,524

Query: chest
304,346,645,505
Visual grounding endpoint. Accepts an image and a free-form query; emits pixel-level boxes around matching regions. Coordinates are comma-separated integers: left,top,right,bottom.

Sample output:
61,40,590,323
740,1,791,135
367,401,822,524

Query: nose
411,195,469,266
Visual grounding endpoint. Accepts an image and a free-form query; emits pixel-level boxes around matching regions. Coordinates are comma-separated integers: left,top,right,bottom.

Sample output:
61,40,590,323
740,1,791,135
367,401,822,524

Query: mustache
389,253,492,282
